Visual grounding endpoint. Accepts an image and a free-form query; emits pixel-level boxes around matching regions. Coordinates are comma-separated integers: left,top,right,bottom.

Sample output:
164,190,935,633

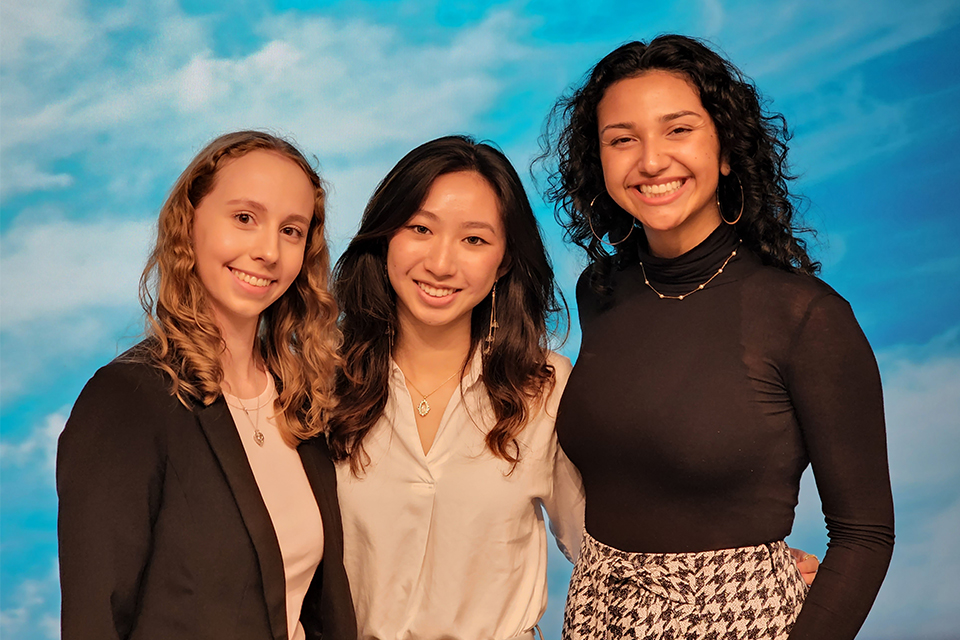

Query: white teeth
417,281,456,297
232,269,270,288
639,179,684,196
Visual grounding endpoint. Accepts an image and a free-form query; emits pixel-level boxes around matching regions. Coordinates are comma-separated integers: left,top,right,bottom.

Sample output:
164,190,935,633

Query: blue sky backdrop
2,1,959,638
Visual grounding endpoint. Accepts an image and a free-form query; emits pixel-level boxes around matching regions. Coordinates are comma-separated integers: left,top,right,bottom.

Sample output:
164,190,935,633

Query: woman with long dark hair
57,131,356,639
327,135,584,639
540,35,894,639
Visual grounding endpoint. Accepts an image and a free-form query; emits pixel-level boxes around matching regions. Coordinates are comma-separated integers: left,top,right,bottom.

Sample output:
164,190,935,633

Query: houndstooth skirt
562,530,807,639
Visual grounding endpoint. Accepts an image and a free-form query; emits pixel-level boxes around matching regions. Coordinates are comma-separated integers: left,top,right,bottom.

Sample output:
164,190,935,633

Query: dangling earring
718,172,744,225
483,281,499,355
585,191,635,247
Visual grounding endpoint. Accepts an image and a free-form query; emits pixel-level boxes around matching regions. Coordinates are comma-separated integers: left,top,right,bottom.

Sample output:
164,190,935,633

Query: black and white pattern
562,531,807,639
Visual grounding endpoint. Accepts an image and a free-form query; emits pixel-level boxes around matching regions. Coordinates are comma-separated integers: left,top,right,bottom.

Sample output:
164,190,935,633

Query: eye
669,125,693,135
281,225,305,239
464,235,488,246
607,136,633,147
235,212,254,224
410,224,430,235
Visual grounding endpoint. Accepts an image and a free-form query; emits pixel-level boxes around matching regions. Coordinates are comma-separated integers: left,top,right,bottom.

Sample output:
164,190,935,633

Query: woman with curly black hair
540,35,894,639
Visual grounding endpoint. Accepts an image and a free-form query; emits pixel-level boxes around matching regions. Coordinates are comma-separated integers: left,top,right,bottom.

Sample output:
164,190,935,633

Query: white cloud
861,496,960,637
1,1,535,211
0,563,60,640
0,216,154,326
0,411,65,476
877,331,960,490
1,163,74,198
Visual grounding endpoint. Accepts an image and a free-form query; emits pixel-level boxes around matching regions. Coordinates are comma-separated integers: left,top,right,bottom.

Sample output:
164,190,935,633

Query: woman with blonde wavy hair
57,130,356,640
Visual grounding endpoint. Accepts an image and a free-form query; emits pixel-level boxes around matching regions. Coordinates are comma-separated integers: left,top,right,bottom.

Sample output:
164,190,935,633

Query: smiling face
597,69,730,257
192,150,315,336
387,170,507,340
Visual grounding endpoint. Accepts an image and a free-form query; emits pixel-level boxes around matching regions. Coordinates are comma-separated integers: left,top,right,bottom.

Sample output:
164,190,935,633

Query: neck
645,219,722,259
393,316,472,386
217,313,265,398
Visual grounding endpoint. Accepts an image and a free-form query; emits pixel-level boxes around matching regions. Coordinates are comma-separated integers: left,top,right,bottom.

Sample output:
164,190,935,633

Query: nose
252,228,280,264
637,137,666,175
423,237,456,277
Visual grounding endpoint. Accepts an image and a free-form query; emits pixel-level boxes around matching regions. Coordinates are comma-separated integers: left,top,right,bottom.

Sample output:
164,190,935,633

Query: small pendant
417,399,430,417
254,429,265,447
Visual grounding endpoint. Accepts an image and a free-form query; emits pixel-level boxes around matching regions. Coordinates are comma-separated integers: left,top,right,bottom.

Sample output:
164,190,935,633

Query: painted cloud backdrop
2,0,959,638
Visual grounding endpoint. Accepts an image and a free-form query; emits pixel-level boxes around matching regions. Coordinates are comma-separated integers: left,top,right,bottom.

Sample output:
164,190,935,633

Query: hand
789,547,819,586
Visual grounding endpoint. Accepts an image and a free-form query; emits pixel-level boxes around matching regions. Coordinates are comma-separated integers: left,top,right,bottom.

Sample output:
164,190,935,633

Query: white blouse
225,376,324,640
336,351,585,640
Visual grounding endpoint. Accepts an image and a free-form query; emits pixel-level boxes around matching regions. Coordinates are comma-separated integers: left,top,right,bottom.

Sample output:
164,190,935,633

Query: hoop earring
585,192,635,247
718,172,744,225
483,281,499,355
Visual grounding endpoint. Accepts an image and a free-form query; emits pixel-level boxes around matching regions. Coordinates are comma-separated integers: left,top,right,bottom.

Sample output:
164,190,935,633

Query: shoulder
748,264,852,320
547,351,573,389
59,347,183,469
745,266,871,357
750,262,839,298
78,354,172,407
64,346,186,442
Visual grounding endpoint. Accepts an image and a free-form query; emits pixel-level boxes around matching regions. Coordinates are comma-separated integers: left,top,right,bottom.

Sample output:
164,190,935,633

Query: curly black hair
537,34,818,293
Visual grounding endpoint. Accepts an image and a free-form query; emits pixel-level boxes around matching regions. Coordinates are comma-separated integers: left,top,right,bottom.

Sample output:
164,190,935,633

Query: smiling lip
417,281,459,298
633,178,688,204
229,267,273,288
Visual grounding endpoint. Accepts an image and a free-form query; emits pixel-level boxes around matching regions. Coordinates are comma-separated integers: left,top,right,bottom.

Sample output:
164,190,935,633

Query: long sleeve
57,363,167,640
785,293,895,638
545,444,586,563
542,356,585,563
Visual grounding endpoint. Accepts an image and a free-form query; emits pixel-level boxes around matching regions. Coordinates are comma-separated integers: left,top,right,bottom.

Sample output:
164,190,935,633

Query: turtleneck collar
636,224,743,294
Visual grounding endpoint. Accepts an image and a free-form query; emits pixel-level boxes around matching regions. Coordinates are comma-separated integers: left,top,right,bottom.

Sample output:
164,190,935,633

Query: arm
57,363,167,640
542,355,586,563
785,294,895,639
545,443,586,563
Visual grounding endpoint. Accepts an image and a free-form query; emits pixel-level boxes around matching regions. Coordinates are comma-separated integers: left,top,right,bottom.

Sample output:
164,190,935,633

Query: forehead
418,171,503,227
214,150,304,183
598,70,705,120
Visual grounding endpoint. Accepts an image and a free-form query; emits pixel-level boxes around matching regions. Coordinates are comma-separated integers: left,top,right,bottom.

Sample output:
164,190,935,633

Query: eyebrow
412,209,499,234
227,198,267,212
599,110,703,135
284,213,312,226
227,199,311,226
659,110,702,122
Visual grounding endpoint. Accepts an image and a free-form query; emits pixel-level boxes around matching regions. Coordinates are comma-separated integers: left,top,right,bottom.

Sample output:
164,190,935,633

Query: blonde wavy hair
137,130,340,445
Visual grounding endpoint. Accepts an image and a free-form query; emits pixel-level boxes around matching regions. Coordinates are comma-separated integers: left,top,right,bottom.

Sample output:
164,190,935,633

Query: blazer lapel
298,438,342,560
196,398,288,640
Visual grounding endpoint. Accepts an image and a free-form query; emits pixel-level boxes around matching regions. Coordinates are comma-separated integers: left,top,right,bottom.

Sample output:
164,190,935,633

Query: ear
496,255,512,280
720,154,732,177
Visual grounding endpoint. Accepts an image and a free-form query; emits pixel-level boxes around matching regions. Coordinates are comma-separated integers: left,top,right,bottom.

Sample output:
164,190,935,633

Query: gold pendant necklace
235,395,266,447
399,368,461,417
639,240,741,301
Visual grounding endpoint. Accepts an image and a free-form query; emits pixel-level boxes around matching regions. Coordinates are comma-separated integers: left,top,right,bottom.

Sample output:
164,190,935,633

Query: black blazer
57,354,356,640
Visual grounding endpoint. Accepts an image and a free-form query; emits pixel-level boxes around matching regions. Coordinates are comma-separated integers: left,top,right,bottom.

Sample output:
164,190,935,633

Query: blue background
2,1,959,637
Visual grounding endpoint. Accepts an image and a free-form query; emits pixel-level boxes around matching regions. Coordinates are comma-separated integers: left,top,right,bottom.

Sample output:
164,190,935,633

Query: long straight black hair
328,135,565,472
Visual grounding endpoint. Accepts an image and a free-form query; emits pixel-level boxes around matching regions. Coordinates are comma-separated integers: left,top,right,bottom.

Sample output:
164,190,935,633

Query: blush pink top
225,375,323,640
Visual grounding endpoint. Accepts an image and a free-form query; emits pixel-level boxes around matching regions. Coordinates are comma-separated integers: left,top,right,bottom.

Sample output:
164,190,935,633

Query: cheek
471,253,505,287
599,151,631,194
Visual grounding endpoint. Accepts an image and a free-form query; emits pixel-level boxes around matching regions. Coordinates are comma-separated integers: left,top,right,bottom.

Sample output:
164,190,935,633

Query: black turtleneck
556,224,894,639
